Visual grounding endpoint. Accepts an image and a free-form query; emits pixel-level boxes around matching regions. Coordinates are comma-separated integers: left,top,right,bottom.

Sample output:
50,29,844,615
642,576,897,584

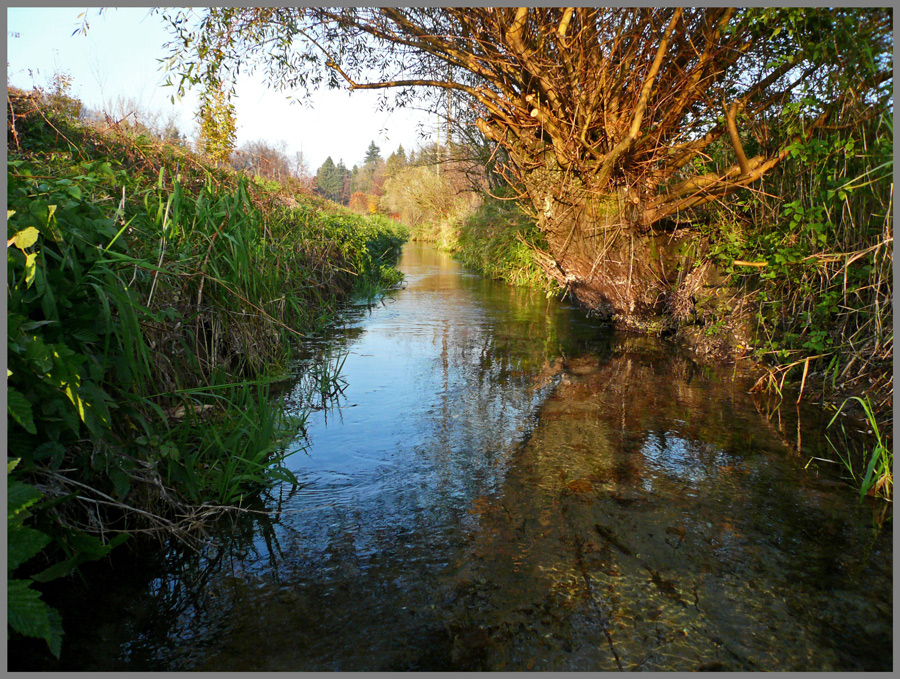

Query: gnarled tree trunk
524,171,661,322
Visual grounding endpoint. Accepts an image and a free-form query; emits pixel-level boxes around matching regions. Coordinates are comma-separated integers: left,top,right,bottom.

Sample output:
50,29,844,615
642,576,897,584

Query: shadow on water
17,243,891,671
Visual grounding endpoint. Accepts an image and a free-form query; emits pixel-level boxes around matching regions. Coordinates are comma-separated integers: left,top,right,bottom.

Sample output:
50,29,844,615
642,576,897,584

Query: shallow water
24,243,892,671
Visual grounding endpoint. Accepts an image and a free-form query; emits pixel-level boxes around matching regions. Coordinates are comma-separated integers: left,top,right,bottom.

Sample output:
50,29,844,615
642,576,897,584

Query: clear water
24,243,892,671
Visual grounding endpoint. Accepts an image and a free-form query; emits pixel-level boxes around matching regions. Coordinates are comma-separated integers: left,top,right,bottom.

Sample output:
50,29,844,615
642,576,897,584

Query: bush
453,199,560,294
349,191,368,213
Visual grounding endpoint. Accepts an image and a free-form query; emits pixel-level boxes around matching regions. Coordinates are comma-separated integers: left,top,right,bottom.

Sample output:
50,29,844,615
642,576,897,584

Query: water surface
28,243,891,671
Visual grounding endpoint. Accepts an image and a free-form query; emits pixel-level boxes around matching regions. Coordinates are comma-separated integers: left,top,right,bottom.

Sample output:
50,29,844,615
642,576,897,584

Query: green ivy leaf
24,337,53,374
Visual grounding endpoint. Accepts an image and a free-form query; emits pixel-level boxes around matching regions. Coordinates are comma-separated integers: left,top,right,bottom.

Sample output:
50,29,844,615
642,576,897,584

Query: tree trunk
522,162,687,327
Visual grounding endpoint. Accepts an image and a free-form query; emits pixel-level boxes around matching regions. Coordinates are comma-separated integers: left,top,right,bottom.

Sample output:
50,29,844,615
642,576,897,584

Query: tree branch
557,8,574,39
595,9,683,188
645,109,831,224
724,100,751,176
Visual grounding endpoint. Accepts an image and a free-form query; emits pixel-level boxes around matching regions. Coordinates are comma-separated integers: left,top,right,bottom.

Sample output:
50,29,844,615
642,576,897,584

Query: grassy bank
411,197,560,296
7,88,406,655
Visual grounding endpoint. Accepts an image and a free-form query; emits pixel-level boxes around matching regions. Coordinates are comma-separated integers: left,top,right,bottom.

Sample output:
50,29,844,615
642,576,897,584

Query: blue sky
7,7,437,171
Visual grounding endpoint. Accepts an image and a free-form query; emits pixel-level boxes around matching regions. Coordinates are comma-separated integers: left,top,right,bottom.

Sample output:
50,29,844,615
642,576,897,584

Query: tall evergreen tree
316,156,342,202
364,141,382,165
385,145,407,178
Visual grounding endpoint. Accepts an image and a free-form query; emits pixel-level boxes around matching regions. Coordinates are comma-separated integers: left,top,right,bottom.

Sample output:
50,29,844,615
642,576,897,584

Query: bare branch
596,9,683,187
725,100,751,176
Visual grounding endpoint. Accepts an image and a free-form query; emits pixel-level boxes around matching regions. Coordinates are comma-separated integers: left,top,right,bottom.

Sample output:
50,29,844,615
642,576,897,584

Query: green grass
825,396,892,503
450,199,561,295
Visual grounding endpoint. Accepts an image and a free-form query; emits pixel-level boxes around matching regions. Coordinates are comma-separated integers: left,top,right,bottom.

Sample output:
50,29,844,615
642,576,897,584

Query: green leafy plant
6,87,408,654
452,199,560,295
7,110,406,497
7,459,63,658
711,105,891,413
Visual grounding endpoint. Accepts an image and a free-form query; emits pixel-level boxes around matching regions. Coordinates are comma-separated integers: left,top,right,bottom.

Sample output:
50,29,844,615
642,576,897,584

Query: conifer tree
315,156,339,202
364,141,381,165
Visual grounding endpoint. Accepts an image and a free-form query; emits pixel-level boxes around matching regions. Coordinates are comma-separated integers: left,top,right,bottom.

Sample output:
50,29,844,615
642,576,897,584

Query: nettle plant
7,159,125,469
7,160,134,653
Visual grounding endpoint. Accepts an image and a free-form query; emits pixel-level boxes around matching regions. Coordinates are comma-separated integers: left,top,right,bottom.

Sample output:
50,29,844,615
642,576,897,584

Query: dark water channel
31,244,891,671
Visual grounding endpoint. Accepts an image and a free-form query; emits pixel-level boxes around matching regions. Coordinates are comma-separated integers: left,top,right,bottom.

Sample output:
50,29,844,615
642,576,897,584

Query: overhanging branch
645,110,831,224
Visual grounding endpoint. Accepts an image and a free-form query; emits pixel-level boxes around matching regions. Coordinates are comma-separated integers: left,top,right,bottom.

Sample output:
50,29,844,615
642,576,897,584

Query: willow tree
162,7,891,323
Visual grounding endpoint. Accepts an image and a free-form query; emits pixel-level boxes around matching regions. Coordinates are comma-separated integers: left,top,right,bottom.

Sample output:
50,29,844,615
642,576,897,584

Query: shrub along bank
6,88,407,656
452,198,562,296
409,195,561,297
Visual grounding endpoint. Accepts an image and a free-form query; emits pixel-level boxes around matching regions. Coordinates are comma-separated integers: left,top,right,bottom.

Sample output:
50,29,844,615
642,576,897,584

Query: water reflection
273,244,608,536
441,340,891,671
26,244,890,671
87,244,611,671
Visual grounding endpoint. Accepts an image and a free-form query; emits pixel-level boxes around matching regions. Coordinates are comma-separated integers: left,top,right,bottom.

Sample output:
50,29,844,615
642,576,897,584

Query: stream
23,243,892,671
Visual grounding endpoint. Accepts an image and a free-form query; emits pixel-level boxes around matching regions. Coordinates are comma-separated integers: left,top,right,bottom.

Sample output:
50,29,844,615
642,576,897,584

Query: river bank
409,197,891,468
7,87,407,657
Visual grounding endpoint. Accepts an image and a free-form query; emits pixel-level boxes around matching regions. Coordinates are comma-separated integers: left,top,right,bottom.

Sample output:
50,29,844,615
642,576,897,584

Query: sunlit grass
7,88,407,549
